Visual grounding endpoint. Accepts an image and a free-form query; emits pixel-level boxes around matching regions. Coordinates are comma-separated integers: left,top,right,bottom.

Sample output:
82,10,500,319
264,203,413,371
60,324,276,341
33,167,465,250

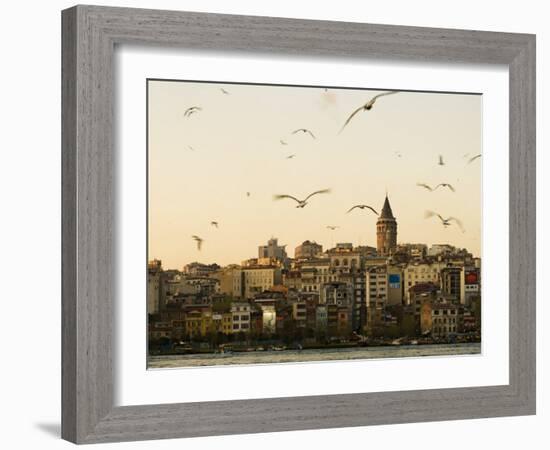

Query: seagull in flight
286,154,296,159
185,145,195,151
346,204,378,215
292,128,316,140
339,91,399,133
220,88,230,95
191,235,204,250
246,192,251,197
467,154,482,164
210,221,219,228
438,155,445,166
416,183,455,192
184,106,202,117
273,189,331,208
280,140,288,146
425,211,464,231
326,225,339,230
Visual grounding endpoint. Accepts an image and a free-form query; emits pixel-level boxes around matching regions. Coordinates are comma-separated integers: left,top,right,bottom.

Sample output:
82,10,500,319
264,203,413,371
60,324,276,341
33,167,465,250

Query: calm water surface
148,343,481,368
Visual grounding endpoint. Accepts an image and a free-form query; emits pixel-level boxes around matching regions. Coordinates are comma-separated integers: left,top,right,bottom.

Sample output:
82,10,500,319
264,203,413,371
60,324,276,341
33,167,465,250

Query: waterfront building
184,308,213,338
430,302,464,338
291,300,307,327
316,305,328,331
148,321,172,341
260,305,276,334
337,306,352,336
441,266,464,303
230,302,251,333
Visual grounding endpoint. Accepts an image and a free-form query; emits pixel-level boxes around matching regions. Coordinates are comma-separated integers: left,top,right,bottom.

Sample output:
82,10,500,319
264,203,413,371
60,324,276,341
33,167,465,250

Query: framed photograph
62,4,536,444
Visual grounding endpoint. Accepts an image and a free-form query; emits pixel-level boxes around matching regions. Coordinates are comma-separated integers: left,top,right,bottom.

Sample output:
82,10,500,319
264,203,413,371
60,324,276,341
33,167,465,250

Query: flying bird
286,154,296,159
184,106,202,117
416,183,455,192
394,151,403,158
438,155,445,166
346,204,378,215
210,221,219,228
246,192,251,197
424,211,464,231
292,128,316,139
191,235,204,250
220,88,230,95
280,139,288,146
185,145,195,151
467,154,482,164
437,183,455,192
416,183,433,191
339,91,399,133
326,225,339,230
273,189,331,208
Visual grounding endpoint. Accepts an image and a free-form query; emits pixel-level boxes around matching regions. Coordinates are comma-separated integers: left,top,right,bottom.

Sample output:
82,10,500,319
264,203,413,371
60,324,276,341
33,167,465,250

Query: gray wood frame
62,4,536,444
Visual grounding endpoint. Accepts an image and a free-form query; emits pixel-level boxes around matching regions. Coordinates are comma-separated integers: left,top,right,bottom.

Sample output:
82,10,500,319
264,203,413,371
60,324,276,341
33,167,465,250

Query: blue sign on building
388,274,400,289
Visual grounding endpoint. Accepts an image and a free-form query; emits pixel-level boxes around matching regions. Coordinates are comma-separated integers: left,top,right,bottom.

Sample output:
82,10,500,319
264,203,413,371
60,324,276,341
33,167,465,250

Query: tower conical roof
380,195,395,219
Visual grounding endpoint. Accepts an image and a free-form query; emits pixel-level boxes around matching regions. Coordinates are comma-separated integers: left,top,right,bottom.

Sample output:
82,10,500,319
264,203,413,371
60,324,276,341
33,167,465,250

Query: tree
400,315,418,337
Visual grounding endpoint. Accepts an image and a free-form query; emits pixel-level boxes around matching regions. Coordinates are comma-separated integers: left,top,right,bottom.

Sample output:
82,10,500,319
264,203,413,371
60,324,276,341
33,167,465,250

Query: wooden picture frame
62,5,536,444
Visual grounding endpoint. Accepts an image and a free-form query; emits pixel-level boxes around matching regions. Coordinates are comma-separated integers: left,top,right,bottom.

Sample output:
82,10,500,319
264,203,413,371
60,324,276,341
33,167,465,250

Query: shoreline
148,342,481,368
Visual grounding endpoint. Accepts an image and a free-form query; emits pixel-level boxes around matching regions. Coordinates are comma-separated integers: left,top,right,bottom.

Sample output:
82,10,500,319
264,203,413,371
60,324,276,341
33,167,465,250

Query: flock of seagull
182,86,481,250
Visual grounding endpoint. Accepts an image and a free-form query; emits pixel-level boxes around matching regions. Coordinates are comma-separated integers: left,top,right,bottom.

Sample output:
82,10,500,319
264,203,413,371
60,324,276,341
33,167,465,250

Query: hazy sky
148,80,481,269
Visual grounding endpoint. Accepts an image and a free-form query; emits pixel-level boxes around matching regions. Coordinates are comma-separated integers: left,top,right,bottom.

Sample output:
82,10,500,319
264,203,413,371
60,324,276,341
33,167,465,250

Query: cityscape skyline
150,193,480,271
147,193,481,366
148,80,481,273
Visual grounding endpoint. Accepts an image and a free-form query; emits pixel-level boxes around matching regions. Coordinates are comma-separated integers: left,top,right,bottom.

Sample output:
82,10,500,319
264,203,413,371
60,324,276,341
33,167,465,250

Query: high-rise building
258,237,288,262
295,240,323,259
147,259,162,314
376,195,397,256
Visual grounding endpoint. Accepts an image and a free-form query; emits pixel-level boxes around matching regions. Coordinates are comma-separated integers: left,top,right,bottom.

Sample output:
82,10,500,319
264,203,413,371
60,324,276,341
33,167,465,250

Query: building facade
295,240,323,260
232,266,283,299
258,237,287,262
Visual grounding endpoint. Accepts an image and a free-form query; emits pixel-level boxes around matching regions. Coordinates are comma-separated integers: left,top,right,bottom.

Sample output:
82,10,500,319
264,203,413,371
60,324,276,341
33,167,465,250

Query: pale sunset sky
148,80,482,269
